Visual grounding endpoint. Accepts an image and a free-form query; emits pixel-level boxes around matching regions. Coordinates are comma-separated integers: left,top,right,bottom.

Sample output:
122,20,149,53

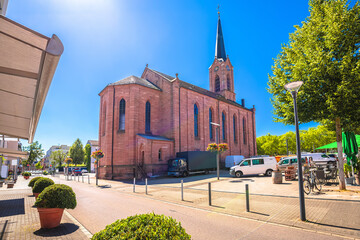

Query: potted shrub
22,172,31,180
28,177,43,188
91,213,191,240
43,170,49,175
32,178,54,199
35,184,77,229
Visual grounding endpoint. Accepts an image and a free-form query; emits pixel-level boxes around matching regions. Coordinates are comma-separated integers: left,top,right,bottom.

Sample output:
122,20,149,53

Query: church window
158,149,162,161
209,108,213,140
194,104,199,138
233,115,237,143
243,117,247,144
227,74,231,90
145,101,151,133
119,99,126,131
215,75,220,92
222,112,226,141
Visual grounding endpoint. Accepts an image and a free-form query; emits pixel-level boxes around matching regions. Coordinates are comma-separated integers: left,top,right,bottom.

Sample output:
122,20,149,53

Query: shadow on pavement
98,185,112,189
249,211,270,217
33,223,79,237
307,220,360,232
0,199,25,217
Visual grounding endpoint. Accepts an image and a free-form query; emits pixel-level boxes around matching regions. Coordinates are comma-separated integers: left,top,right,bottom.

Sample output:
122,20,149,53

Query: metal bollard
78,175,80,182
245,184,250,212
208,182,212,206
133,178,136,193
82,175,84,183
181,180,184,201
88,174,90,184
145,178,148,195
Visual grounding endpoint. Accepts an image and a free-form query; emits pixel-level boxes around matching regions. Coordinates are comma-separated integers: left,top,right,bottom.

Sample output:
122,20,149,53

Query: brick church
98,14,257,179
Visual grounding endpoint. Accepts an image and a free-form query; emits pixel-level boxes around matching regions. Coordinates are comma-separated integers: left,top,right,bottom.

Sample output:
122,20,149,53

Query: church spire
215,6,226,61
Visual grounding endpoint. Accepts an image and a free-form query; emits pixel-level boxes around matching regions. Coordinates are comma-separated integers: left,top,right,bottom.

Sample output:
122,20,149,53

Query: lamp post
211,122,221,180
284,81,306,221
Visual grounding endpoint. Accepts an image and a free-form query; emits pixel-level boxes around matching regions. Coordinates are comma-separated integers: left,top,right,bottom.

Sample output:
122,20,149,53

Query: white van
302,153,336,164
225,155,244,168
229,157,277,178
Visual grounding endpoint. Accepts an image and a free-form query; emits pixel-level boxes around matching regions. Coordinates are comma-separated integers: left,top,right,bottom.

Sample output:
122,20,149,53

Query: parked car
229,156,277,178
81,169,88,174
72,168,82,176
225,155,244,168
277,156,309,172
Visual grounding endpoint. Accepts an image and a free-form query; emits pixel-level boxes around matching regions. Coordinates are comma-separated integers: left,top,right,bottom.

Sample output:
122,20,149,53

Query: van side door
251,158,265,174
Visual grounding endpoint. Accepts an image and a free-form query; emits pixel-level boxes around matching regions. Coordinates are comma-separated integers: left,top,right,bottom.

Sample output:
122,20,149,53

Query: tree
23,141,44,166
268,0,360,189
69,138,84,166
84,144,91,172
50,150,68,168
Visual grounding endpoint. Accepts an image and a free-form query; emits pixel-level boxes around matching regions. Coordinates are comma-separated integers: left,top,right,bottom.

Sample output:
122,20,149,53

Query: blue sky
7,0,318,151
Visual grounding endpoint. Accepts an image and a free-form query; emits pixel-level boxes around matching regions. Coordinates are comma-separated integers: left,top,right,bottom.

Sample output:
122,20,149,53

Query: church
98,14,257,179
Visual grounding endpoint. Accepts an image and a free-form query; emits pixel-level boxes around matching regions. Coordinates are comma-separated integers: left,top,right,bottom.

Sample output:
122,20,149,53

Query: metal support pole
88,174,90,184
181,180,184,201
245,184,250,212
145,178,148,195
208,182,212,206
82,175,84,183
286,139,289,155
133,178,136,193
292,91,306,221
217,127,220,180
96,161,99,186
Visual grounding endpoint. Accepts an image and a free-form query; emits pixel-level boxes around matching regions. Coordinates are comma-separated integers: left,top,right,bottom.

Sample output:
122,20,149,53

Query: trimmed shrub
22,172,31,177
28,177,43,188
32,178,54,194
35,184,76,209
91,213,191,240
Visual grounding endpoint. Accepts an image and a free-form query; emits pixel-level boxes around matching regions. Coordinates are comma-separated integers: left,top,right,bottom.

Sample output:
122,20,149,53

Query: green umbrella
342,131,359,168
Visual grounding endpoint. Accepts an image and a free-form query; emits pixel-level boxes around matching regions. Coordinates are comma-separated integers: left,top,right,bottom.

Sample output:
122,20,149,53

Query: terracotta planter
272,171,283,184
34,193,40,199
37,208,64,229
0,182,3,187
24,176,30,180
7,182,14,188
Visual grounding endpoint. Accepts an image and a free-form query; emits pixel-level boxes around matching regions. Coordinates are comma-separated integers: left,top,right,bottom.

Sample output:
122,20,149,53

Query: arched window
215,75,220,92
227,74,231,90
243,117,247,144
119,99,125,131
145,101,151,133
233,115,237,143
209,108,213,140
222,112,226,141
102,103,106,136
194,104,199,138
158,149,162,161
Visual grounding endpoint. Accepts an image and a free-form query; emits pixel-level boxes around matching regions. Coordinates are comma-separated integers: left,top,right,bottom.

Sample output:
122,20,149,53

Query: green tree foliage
257,125,335,155
50,150,67,168
268,0,360,130
69,139,84,166
84,144,91,172
23,141,44,166
268,0,360,189
35,161,43,170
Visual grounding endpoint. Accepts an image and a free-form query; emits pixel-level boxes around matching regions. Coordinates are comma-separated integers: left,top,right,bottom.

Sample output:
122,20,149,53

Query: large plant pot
37,208,64,229
0,182,3,187
355,174,360,185
272,171,283,184
24,176,30,180
34,193,40,199
7,182,14,188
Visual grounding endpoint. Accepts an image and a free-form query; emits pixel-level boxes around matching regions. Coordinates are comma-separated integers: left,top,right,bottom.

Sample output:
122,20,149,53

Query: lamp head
284,81,303,93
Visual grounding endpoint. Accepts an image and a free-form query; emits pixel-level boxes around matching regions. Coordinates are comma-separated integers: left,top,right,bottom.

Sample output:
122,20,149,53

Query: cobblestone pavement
0,179,90,240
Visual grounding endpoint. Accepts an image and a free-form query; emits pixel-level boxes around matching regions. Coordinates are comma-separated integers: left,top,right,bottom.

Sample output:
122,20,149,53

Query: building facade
98,15,257,179
44,145,70,167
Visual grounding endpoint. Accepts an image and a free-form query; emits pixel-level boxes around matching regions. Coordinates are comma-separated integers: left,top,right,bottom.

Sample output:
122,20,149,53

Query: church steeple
215,10,226,61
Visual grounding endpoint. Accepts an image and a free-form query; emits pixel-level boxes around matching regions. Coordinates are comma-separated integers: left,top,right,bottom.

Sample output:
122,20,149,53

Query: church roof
110,75,161,91
215,15,226,61
147,68,176,81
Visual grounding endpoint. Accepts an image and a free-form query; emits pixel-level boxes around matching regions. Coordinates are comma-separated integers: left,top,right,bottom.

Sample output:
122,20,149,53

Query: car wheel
265,169,273,176
235,171,243,178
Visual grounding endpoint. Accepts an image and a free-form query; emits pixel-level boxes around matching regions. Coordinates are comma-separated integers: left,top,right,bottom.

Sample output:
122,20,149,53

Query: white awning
0,15,64,143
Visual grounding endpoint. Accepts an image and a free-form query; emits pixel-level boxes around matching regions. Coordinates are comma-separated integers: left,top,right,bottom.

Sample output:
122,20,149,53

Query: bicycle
303,169,322,195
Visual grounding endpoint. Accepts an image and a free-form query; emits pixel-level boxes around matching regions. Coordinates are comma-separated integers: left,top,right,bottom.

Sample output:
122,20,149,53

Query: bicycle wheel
303,179,311,195
314,178,322,192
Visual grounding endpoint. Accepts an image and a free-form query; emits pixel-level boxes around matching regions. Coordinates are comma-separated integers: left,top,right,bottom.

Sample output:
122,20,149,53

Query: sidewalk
0,177,90,240
70,173,360,239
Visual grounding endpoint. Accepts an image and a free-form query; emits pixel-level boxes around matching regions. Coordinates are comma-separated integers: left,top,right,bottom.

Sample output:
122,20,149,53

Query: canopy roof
316,135,360,150
0,16,63,143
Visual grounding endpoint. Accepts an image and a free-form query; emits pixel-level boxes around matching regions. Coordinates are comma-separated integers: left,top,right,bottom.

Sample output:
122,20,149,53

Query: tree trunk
335,117,346,190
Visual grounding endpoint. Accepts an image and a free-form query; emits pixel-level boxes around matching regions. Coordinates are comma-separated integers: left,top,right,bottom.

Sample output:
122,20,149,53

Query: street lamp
211,122,221,180
284,80,306,221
